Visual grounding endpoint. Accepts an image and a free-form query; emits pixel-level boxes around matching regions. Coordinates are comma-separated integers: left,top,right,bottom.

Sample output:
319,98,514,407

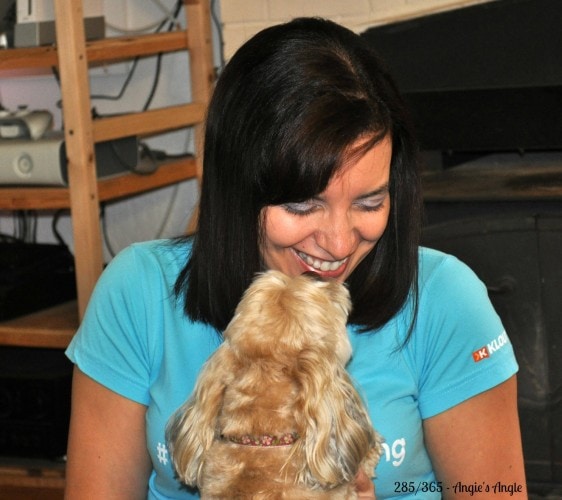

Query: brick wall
220,0,495,59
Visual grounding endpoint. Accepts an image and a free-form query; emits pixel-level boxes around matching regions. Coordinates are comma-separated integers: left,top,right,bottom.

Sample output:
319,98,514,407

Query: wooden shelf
98,156,198,201
0,30,189,73
0,302,78,349
93,103,206,142
0,457,65,498
0,156,198,210
0,45,59,72
0,486,63,500
86,30,189,64
422,163,562,202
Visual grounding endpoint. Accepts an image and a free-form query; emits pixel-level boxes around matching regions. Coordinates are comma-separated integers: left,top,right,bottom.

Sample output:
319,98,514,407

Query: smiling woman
64,16,526,500
261,136,392,281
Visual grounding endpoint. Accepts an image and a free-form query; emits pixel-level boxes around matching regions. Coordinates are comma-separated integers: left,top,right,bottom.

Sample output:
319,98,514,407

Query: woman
64,17,526,499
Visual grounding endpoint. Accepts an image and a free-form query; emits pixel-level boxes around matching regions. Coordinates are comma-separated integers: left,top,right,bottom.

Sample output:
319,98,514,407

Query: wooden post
184,0,215,233
53,0,104,319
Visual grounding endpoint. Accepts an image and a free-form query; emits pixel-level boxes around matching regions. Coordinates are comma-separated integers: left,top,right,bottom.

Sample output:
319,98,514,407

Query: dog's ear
292,352,379,489
166,344,234,486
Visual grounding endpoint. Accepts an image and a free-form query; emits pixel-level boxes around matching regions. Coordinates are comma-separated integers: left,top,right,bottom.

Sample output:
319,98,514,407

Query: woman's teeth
297,251,347,272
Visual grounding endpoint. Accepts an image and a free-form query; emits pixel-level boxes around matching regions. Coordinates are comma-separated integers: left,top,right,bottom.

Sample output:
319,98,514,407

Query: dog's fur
167,270,383,499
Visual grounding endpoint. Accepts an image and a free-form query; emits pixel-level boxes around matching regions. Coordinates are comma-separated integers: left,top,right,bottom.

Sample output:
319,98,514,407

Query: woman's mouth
296,250,348,274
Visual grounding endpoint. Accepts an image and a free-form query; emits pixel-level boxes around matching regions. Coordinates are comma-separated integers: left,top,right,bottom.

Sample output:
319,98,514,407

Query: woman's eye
355,198,386,212
282,202,318,216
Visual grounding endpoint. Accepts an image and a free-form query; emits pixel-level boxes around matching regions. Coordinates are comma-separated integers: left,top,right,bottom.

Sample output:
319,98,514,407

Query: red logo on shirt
472,331,509,362
472,347,489,362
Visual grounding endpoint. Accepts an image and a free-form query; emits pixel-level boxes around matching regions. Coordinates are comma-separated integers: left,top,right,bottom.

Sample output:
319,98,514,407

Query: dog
167,270,383,499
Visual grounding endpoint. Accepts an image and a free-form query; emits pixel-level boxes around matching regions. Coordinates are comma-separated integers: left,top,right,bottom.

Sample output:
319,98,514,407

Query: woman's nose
315,211,359,259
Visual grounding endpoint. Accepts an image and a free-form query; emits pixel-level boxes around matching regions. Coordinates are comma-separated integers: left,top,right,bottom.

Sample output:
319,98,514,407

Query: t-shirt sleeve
413,252,519,418
65,245,153,405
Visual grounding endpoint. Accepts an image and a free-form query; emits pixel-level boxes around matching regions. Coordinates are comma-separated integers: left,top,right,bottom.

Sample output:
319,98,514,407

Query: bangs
257,96,390,207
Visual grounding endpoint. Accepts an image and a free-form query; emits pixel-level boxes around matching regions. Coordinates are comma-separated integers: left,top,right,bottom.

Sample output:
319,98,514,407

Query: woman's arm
423,375,526,499
65,367,152,499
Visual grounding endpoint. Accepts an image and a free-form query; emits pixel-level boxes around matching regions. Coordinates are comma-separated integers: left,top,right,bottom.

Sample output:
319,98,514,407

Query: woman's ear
292,348,378,489
166,345,233,486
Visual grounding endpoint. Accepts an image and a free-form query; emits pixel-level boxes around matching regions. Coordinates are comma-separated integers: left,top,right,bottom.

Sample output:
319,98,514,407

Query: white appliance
14,0,105,47
0,132,139,186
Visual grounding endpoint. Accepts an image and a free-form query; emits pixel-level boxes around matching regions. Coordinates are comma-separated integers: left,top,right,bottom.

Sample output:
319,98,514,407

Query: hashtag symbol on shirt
157,442,169,465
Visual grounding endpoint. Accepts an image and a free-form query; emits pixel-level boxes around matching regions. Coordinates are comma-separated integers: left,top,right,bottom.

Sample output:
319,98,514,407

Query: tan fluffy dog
167,270,383,499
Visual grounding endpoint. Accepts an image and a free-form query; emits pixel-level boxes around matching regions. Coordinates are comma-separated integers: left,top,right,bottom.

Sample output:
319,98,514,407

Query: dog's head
224,270,352,365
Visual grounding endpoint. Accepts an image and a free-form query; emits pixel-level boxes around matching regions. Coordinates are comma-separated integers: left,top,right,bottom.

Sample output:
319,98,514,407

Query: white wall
0,0,223,261
219,0,496,60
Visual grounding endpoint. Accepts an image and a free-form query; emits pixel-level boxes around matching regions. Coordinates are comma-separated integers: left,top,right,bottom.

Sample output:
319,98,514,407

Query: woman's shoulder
418,246,483,292
106,238,191,275
414,246,497,330
87,238,192,302
419,245,469,275
119,238,192,263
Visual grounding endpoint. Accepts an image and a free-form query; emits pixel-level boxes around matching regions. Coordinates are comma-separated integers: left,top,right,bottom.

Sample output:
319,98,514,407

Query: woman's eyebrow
310,183,390,202
356,184,390,200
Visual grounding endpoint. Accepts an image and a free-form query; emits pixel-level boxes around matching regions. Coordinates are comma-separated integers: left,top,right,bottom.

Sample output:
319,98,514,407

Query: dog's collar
223,432,299,447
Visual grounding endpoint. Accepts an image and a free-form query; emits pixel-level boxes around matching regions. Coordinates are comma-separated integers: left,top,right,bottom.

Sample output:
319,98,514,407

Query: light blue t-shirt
66,239,518,499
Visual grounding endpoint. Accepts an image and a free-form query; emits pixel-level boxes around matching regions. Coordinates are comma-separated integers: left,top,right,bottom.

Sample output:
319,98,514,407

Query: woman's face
261,135,392,282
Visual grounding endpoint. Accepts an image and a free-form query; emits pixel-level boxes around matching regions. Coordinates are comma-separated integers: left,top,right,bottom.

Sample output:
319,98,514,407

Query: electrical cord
105,0,179,34
142,0,183,111
89,57,141,102
51,209,69,248
89,0,182,109
211,0,225,71
12,210,38,243
100,203,117,258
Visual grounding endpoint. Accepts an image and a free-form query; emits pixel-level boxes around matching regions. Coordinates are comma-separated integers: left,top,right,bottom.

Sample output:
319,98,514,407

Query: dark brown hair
175,17,422,333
